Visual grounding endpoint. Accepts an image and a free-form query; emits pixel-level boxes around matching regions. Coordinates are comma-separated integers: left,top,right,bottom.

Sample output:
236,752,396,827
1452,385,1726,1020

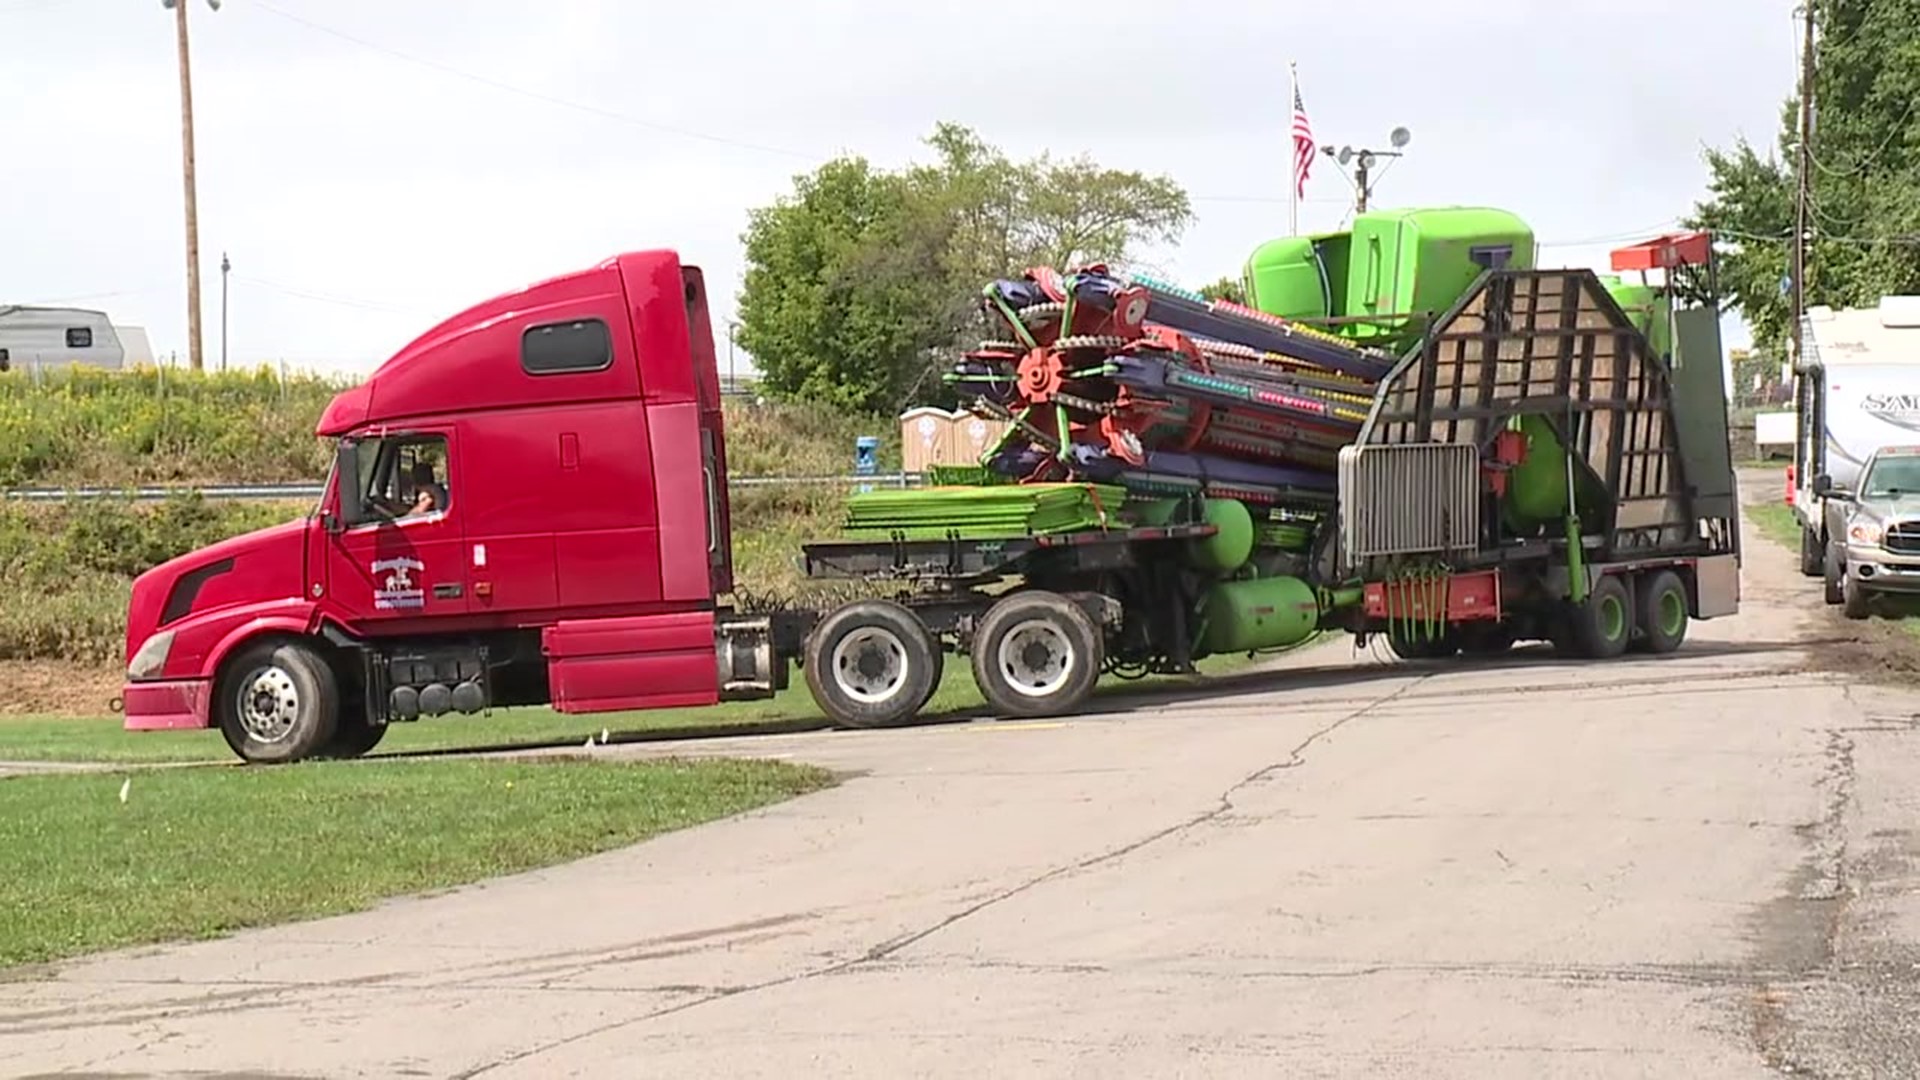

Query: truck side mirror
1812,473,1833,497
334,442,369,528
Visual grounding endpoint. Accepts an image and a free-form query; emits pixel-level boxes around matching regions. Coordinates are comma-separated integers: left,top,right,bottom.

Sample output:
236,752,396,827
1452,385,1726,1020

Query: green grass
0,648,1274,765
0,756,834,968
1746,501,1802,550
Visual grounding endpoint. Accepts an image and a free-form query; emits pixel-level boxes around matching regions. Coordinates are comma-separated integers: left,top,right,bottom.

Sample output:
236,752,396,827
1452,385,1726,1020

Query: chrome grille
1886,521,1920,554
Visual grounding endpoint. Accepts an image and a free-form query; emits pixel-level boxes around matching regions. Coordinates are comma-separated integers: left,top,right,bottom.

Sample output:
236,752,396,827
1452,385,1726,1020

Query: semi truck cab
120,250,785,763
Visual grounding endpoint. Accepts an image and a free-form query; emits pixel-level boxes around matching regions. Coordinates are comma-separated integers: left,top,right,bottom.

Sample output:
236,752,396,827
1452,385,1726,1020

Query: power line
1534,219,1683,248
232,274,426,314
250,0,821,162
245,2,1371,210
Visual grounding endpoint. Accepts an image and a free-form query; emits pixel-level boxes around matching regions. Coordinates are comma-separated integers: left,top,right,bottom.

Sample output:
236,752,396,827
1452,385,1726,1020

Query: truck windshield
1861,456,1920,498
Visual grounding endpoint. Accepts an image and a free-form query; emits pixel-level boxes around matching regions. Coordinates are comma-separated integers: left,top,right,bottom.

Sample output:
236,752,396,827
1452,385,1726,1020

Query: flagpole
1288,61,1299,237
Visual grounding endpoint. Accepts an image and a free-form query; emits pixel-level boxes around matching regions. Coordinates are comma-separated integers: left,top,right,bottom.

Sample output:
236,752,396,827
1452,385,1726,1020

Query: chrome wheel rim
237,666,300,744
997,618,1074,697
831,627,909,704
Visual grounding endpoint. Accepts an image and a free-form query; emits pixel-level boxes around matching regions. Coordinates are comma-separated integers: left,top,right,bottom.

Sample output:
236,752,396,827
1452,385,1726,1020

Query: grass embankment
0,365,902,488
0,756,834,968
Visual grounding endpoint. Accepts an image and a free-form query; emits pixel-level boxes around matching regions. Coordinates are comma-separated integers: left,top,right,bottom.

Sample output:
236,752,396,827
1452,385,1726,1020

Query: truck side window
522,318,612,375
66,327,92,348
356,435,451,520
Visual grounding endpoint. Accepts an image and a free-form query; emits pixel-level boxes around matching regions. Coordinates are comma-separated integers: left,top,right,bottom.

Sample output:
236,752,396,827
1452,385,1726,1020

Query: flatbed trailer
776,252,1742,731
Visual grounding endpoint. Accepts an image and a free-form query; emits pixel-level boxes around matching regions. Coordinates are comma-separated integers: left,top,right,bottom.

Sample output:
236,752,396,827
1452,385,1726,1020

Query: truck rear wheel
1633,570,1689,654
803,600,939,729
216,640,341,765
1386,627,1458,660
1564,574,1632,660
970,590,1102,719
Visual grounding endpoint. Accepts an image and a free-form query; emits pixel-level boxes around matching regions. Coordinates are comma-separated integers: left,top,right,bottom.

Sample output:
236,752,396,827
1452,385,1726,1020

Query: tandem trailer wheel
803,599,941,729
969,590,1103,719
1633,570,1690,654
1563,574,1633,660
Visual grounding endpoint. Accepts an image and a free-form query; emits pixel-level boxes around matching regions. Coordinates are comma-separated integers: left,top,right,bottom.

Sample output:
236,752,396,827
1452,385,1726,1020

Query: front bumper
121,679,212,731
1844,544,1920,593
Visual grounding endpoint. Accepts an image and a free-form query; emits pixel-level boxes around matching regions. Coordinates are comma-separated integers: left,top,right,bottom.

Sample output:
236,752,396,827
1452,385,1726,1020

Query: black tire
216,639,341,764
803,599,939,729
1800,526,1823,576
1634,570,1689,654
920,639,946,712
969,590,1103,719
1842,573,1873,620
318,714,388,759
1824,544,1845,605
1564,575,1632,660
1386,625,1458,660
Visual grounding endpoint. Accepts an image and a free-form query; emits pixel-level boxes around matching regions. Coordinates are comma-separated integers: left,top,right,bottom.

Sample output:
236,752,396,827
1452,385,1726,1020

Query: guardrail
1,473,927,502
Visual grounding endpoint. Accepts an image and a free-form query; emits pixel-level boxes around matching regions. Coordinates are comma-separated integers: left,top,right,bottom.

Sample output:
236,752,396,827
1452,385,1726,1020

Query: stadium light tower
162,0,221,371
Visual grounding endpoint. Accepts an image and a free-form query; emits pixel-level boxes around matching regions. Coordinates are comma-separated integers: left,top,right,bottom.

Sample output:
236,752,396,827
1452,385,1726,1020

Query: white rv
1790,296,1920,576
0,306,138,372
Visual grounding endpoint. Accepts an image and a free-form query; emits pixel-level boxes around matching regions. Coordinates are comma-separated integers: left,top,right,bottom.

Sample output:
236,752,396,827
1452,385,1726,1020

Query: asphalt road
4,470,1919,1079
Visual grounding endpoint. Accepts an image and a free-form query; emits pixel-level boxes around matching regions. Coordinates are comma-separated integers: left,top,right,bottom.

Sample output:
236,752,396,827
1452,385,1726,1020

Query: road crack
451,675,1432,1078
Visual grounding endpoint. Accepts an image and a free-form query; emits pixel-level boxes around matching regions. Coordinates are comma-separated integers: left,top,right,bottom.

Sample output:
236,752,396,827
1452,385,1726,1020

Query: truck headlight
1851,520,1884,545
127,630,175,680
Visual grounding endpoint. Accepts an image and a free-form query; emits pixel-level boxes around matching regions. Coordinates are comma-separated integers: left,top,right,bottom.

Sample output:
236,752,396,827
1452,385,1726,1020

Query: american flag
1291,80,1315,199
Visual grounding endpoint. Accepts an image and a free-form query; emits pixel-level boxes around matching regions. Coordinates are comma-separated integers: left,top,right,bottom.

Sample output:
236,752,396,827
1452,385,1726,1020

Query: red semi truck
120,242,1741,764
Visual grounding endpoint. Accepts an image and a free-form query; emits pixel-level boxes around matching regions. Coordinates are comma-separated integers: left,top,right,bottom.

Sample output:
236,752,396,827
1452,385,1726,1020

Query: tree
733,157,954,412
736,124,1196,414
1198,276,1247,305
1688,0,1920,352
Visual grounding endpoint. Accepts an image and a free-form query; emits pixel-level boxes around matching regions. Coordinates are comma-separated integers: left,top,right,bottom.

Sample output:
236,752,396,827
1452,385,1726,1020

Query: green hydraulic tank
1503,415,1571,530
1185,498,1255,573
1197,576,1321,655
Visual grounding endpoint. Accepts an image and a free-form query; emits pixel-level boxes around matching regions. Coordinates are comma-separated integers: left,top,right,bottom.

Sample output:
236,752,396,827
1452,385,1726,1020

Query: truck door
326,430,468,625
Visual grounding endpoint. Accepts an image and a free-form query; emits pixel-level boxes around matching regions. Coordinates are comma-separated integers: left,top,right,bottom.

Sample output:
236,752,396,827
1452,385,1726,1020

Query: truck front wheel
970,590,1102,719
803,600,939,729
1842,573,1873,620
216,640,341,764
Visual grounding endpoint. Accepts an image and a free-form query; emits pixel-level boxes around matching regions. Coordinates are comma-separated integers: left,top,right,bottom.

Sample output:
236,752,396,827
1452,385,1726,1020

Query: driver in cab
372,461,447,518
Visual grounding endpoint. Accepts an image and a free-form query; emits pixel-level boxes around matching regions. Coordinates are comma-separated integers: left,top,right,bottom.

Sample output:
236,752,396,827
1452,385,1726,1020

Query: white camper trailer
0,306,133,372
1790,296,1920,576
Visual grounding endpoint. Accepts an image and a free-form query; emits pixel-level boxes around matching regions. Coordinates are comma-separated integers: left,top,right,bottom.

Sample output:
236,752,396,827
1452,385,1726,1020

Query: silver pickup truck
1816,444,1920,618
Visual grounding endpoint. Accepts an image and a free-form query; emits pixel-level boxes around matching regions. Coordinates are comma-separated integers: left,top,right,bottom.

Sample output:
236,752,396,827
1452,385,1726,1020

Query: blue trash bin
855,436,878,493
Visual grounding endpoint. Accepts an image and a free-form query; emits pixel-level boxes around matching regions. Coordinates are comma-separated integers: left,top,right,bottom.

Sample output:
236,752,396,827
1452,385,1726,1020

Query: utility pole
1790,0,1816,373
163,0,220,372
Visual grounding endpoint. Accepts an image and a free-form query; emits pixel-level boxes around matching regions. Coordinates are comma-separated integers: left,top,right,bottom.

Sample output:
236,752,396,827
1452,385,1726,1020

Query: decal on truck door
372,556,426,611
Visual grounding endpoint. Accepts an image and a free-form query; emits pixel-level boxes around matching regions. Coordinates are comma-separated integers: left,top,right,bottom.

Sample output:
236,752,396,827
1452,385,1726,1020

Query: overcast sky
3,0,1795,378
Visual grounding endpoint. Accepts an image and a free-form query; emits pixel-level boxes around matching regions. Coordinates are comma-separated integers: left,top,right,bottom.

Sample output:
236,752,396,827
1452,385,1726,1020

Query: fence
1,472,926,502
